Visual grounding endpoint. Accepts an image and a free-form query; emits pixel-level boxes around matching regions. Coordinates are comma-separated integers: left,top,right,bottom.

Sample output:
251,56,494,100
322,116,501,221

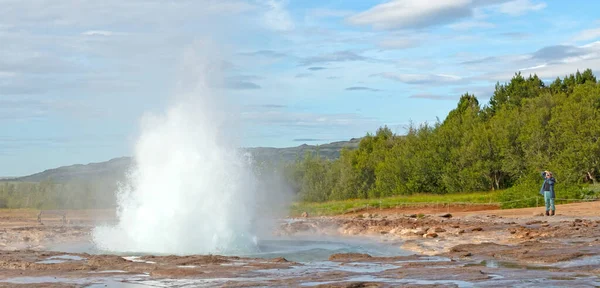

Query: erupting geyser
92,47,265,255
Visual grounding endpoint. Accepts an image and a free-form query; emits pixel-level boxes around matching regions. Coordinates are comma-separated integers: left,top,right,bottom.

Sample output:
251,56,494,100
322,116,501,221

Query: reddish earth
0,202,599,287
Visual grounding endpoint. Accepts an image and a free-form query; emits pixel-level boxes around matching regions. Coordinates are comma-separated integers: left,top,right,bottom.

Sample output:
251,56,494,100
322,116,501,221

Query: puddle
220,262,248,267
0,276,82,284
89,270,129,274
37,259,69,264
131,277,274,287
465,260,552,270
552,255,600,268
256,260,398,278
395,256,452,263
51,255,87,261
85,279,153,287
301,275,474,287
49,237,410,263
122,256,156,264
36,254,87,264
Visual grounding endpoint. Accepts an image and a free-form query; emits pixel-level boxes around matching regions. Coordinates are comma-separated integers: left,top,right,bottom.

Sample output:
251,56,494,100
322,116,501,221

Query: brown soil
341,200,600,218
1,203,600,287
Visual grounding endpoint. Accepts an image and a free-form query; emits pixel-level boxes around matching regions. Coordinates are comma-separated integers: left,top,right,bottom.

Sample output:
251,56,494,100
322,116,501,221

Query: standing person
540,170,556,216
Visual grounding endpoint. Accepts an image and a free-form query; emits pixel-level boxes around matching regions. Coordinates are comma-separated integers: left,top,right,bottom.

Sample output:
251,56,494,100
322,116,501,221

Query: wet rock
451,225,460,229
406,214,418,218
433,227,446,233
471,227,483,232
462,252,472,257
329,253,372,261
439,213,453,218
362,213,372,219
412,227,428,236
526,220,543,225
150,268,203,277
424,232,438,238
533,212,544,216
271,257,289,263
457,230,465,234
574,219,583,223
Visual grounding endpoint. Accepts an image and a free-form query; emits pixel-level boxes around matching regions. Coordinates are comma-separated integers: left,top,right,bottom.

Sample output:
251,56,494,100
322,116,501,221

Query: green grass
290,191,502,217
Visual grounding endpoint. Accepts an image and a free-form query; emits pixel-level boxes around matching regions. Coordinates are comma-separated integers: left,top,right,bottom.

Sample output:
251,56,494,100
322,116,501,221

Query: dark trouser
544,191,555,211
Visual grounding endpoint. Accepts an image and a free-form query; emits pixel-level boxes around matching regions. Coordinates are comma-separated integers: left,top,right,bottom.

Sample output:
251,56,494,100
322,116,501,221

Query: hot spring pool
47,236,409,263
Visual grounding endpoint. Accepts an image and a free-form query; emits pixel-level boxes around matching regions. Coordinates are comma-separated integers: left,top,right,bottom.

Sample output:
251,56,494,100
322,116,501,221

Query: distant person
540,170,556,216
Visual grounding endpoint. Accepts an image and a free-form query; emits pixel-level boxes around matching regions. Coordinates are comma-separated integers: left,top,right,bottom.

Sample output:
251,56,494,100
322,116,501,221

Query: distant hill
13,157,132,183
8,138,361,183
246,138,361,163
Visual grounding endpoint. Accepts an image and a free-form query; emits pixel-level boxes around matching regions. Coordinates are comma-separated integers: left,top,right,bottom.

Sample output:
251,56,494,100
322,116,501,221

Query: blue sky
1,0,600,176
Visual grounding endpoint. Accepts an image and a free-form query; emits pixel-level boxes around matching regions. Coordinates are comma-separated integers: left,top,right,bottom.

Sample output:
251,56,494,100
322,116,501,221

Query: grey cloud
531,45,587,62
460,56,498,65
240,50,288,58
224,75,263,90
348,1,472,30
300,51,370,66
475,41,600,82
345,86,381,92
260,104,286,108
498,32,531,40
308,66,327,71
295,73,312,78
226,81,261,90
241,110,378,129
347,0,516,30
228,75,263,81
372,72,466,86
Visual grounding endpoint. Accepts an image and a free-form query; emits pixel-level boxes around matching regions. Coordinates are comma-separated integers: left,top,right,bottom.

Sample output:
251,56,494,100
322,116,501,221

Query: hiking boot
545,211,549,216
551,210,555,216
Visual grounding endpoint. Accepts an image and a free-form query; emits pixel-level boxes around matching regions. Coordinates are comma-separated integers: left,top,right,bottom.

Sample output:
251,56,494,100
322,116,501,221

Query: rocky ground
0,203,599,287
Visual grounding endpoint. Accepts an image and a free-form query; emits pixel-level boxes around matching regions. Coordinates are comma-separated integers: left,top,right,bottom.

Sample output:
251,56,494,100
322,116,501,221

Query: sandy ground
0,203,599,287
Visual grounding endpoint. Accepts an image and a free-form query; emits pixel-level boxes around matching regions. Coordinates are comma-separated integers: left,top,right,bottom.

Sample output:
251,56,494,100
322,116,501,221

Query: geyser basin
50,236,408,263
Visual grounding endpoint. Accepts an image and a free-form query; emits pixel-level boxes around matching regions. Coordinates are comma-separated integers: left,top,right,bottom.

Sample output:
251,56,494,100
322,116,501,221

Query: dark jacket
539,171,556,199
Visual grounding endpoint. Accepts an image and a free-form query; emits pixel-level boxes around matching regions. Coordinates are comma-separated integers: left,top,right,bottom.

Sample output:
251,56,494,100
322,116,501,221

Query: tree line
284,69,600,204
0,180,117,209
1,69,598,210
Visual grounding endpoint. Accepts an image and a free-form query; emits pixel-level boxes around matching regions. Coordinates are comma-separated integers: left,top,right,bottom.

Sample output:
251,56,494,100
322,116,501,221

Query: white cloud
261,0,294,32
347,0,547,30
497,0,546,16
572,27,600,42
348,0,473,30
82,30,119,37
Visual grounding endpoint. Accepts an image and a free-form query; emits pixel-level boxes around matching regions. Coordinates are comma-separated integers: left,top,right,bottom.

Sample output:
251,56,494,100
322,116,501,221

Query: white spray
92,45,267,255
